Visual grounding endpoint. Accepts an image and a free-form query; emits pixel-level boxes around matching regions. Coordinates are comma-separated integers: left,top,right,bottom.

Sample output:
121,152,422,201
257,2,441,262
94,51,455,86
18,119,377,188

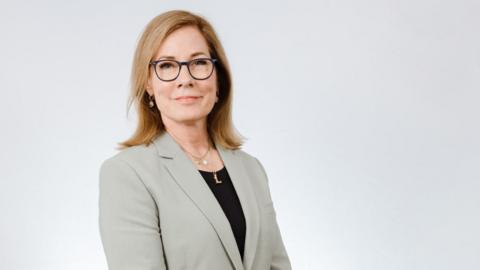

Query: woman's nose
176,64,194,86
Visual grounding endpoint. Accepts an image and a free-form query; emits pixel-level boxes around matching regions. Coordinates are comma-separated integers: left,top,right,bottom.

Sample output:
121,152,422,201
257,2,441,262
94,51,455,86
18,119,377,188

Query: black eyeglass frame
149,58,218,82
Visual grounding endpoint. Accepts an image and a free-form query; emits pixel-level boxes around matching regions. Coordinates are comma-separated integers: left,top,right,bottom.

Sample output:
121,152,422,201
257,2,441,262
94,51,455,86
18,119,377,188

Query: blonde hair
117,10,245,150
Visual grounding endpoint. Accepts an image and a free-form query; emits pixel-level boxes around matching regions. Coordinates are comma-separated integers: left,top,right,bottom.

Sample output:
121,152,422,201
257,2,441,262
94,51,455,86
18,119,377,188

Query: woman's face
146,26,218,127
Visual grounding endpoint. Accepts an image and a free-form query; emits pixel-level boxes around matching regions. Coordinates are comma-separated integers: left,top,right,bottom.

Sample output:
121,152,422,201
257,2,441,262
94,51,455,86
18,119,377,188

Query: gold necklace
169,132,222,184
213,169,222,184
169,132,211,165
188,146,211,166
182,145,222,184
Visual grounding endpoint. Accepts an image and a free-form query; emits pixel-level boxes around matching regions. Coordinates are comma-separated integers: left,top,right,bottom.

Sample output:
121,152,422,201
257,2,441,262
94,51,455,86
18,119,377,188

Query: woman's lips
175,96,201,104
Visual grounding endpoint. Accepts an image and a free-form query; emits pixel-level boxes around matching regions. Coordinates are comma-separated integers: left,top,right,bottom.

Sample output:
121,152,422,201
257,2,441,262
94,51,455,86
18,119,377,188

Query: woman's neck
165,120,212,156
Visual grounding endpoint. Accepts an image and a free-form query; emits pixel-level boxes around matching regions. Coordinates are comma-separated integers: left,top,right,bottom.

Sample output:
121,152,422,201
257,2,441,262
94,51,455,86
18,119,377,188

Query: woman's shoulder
100,143,157,170
230,148,265,169
98,143,160,191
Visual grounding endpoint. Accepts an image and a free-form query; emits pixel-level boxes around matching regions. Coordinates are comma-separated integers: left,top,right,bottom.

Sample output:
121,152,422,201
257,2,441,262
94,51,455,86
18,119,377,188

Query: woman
99,10,291,270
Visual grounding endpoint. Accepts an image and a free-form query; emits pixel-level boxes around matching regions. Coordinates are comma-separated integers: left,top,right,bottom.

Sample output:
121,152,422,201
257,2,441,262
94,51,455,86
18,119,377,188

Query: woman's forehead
155,27,210,59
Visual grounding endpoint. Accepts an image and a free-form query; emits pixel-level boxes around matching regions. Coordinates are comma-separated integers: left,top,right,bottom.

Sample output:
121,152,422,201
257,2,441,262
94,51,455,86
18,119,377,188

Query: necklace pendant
213,171,222,184
201,159,208,165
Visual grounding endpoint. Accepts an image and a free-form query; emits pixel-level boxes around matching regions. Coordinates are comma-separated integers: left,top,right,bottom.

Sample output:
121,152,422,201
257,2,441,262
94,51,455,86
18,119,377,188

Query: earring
148,95,155,108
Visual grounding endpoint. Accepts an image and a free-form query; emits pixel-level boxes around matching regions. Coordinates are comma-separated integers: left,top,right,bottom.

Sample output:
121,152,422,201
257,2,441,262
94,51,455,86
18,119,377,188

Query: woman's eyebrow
190,52,208,57
158,52,208,60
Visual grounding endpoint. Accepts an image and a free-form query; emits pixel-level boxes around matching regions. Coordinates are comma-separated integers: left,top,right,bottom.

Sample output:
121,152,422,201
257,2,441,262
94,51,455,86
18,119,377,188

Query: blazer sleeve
98,157,167,270
254,158,292,270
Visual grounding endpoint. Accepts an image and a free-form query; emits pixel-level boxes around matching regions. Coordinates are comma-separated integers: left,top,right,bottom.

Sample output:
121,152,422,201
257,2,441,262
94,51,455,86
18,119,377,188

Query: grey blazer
99,132,291,270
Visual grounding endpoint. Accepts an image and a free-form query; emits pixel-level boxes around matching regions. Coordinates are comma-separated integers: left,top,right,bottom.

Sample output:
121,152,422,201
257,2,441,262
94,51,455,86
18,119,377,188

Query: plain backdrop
1,0,479,269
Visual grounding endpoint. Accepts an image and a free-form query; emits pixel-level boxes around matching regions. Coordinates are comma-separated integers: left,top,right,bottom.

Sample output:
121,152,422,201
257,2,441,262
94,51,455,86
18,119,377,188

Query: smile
175,96,202,104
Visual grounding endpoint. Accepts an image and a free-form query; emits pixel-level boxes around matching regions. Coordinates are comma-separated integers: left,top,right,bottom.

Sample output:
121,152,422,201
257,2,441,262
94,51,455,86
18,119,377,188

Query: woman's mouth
175,96,201,104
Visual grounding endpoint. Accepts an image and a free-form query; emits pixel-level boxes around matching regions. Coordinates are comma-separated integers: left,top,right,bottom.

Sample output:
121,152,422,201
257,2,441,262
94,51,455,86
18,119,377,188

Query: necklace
185,147,223,184
212,169,222,184
187,145,211,166
169,132,222,184
169,132,211,165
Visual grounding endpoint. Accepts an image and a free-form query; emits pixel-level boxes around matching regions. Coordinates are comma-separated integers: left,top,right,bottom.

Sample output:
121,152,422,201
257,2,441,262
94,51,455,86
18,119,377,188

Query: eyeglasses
149,58,217,82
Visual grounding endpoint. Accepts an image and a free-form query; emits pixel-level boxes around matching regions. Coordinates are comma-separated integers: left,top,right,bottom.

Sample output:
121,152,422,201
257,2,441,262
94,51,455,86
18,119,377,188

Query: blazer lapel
217,143,260,270
152,132,259,270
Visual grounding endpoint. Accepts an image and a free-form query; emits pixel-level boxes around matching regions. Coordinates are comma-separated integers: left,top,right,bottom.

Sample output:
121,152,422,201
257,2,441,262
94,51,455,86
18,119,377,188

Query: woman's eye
192,59,208,66
159,62,174,69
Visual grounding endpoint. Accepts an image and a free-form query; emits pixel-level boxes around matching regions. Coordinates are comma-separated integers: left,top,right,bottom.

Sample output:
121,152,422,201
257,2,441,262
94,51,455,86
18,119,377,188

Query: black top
198,166,246,260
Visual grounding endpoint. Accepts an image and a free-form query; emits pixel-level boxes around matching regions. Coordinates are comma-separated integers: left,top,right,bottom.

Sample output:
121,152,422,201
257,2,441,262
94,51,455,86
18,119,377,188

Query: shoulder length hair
117,10,245,150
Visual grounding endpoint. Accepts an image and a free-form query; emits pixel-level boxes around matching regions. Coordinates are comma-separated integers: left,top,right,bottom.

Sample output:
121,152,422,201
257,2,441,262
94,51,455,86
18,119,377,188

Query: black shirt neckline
198,166,226,173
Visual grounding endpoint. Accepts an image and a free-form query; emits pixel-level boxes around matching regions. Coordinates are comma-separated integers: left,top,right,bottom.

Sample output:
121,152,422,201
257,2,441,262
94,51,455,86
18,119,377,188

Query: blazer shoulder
232,148,265,169
98,144,158,194
100,143,156,169
232,148,256,161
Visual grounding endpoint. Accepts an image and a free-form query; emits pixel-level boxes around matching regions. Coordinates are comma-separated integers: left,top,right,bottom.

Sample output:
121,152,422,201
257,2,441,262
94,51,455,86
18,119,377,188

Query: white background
1,0,479,269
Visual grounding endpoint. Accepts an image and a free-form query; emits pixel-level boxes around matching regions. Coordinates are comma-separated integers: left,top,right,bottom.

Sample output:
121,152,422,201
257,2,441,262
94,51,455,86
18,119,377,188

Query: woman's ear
146,88,153,96
145,79,153,96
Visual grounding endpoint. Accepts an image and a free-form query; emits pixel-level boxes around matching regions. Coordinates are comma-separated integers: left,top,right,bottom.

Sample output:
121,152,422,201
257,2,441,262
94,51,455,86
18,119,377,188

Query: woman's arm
255,158,292,270
99,157,167,270
270,218,292,270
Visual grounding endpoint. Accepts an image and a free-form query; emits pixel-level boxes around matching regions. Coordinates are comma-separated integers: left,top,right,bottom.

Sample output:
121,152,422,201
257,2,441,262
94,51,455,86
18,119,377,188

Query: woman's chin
174,114,208,125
